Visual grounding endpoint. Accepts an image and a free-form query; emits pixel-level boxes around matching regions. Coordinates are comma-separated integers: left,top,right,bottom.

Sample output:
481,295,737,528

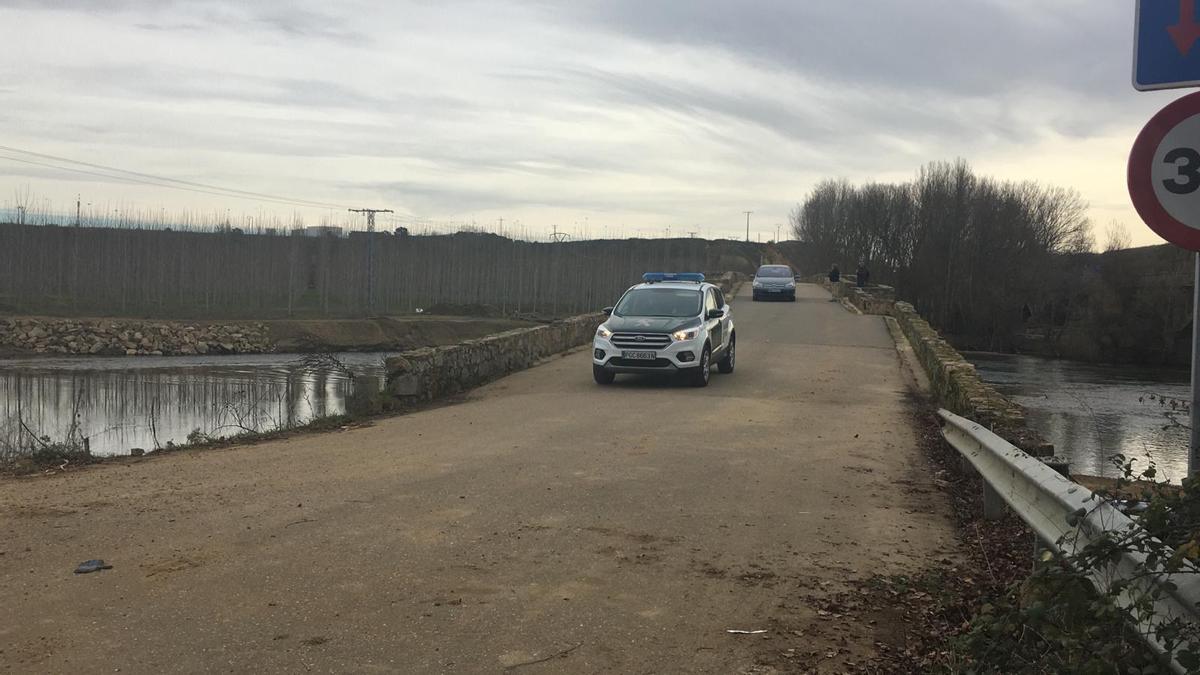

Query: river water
0,353,391,458
967,352,1191,483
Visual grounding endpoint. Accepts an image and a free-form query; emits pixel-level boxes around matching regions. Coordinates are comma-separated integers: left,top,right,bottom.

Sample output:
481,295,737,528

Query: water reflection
967,352,1190,483
0,353,390,457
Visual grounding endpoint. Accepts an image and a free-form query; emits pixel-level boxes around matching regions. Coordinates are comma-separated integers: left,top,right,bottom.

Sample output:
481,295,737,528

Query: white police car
592,273,735,387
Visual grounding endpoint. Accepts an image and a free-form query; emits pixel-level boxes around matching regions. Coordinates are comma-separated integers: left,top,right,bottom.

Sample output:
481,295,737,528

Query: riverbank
0,315,533,358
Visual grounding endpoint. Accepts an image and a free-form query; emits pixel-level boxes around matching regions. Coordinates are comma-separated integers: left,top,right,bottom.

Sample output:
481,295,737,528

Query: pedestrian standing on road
827,264,841,302
855,263,870,288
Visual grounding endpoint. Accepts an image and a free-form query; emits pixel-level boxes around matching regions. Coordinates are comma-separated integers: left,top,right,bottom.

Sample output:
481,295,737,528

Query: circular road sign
1129,91,1200,251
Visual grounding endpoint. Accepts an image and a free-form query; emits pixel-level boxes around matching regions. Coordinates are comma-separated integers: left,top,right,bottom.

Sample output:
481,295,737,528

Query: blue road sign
1136,0,1200,90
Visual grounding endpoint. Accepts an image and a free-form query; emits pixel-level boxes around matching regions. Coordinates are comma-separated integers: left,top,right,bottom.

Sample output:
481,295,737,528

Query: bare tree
791,159,1094,346
12,185,34,225
1104,220,1133,253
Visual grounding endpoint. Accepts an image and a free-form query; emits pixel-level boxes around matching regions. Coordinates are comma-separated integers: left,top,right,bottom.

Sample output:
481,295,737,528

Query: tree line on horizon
787,158,1190,357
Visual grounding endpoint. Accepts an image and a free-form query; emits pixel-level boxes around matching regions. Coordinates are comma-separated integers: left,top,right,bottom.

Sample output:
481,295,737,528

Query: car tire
752,293,759,302
788,294,796,302
690,345,711,387
717,334,735,374
593,364,615,385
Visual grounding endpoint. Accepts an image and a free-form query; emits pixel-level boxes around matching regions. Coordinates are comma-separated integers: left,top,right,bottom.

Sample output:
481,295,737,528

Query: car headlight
672,329,698,341
752,281,764,288
596,325,613,339
787,281,796,288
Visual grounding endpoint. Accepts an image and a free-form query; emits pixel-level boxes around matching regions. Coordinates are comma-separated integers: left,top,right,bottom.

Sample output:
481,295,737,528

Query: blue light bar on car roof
643,272,705,283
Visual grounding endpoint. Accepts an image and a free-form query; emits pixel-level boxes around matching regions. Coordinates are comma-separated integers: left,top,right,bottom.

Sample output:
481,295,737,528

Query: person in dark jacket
828,264,840,283
856,263,870,288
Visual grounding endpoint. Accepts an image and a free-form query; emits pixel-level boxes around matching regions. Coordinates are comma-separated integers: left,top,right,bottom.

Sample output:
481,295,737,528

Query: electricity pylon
349,208,395,314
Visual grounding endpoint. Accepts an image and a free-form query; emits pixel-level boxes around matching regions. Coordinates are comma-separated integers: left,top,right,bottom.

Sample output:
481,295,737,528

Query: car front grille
610,332,673,349
609,358,675,368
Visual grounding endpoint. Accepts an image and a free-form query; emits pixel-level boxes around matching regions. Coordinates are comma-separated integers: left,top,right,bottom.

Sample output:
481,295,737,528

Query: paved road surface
1,284,959,674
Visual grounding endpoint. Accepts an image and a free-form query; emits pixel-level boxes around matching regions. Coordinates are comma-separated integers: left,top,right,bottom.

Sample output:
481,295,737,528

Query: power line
0,153,339,212
0,144,351,211
0,147,504,235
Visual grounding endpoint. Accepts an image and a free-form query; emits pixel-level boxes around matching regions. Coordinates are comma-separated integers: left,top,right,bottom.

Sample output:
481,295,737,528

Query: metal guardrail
938,409,1200,673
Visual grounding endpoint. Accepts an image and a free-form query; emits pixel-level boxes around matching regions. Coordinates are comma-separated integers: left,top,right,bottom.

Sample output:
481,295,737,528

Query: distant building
303,226,344,238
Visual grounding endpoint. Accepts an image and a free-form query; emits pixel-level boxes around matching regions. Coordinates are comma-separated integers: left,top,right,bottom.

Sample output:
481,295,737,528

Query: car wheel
593,364,615,385
788,294,796,302
690,345,711,387
717,335,735,374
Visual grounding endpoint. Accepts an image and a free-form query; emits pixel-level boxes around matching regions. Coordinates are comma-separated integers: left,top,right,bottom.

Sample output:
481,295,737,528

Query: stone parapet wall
386,313,604,403
812,277,1052,456
890,302,1051,455
706,271,747,298
0,318,272,356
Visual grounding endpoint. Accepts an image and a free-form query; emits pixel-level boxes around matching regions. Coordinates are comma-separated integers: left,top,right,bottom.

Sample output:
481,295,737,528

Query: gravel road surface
1,284,959,673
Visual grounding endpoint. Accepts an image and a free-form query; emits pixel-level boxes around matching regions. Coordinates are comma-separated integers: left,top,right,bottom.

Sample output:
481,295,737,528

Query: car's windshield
757,266,792,278
615,288,702,318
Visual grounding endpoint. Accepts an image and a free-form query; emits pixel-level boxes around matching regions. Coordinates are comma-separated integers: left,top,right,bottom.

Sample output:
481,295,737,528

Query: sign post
1129,92,1200,477
1194,256,1200,477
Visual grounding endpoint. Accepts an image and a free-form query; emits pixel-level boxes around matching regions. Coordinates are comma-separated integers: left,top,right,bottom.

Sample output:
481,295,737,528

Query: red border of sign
1129,91,1200,251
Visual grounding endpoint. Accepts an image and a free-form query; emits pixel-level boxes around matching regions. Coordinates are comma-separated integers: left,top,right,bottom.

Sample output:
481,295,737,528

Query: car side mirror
602,307,614,316
706,308,724,319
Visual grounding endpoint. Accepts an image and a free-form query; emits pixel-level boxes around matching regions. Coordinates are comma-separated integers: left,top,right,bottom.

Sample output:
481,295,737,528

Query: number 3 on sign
1130,91,1200,250
1164,148,1200,195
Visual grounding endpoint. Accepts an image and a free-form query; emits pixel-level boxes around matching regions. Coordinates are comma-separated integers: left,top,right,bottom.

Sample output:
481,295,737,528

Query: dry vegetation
0,223,763,319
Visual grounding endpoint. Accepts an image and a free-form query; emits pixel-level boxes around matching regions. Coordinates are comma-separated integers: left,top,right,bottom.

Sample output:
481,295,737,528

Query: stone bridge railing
386,313,605,404
814,277,1053,457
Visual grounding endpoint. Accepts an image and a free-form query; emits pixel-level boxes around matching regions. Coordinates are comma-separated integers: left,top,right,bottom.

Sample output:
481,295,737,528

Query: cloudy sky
0,1,1184,243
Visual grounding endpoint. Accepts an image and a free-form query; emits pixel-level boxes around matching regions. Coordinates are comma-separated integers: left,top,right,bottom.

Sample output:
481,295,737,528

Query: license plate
622,351,656,360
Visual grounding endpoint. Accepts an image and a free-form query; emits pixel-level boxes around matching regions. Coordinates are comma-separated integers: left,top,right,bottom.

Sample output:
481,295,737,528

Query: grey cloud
505,64,1001,168
0,0,1167,239
2,0,364,43
249,6,365,42
50,62,472,117
367,178,751,217
134,22,206,32
558,1,1129,96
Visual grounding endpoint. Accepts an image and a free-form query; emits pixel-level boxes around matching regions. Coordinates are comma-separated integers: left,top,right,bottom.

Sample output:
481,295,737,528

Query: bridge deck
1,283,960,673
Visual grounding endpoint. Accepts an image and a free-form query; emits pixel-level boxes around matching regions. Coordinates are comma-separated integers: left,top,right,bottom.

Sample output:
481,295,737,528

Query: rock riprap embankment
0,318,273,356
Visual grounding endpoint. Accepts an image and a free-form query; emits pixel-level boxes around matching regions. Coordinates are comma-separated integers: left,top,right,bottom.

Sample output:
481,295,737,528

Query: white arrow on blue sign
1136,0,1200,90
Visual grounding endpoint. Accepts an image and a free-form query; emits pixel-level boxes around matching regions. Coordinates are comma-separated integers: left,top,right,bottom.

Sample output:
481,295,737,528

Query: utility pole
349,208,395,315
743,211,753,242
76,195,81,227
775,223,781,242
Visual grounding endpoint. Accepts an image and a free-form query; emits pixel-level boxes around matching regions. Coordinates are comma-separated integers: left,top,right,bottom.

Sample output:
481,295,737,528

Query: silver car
751,265,796,301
